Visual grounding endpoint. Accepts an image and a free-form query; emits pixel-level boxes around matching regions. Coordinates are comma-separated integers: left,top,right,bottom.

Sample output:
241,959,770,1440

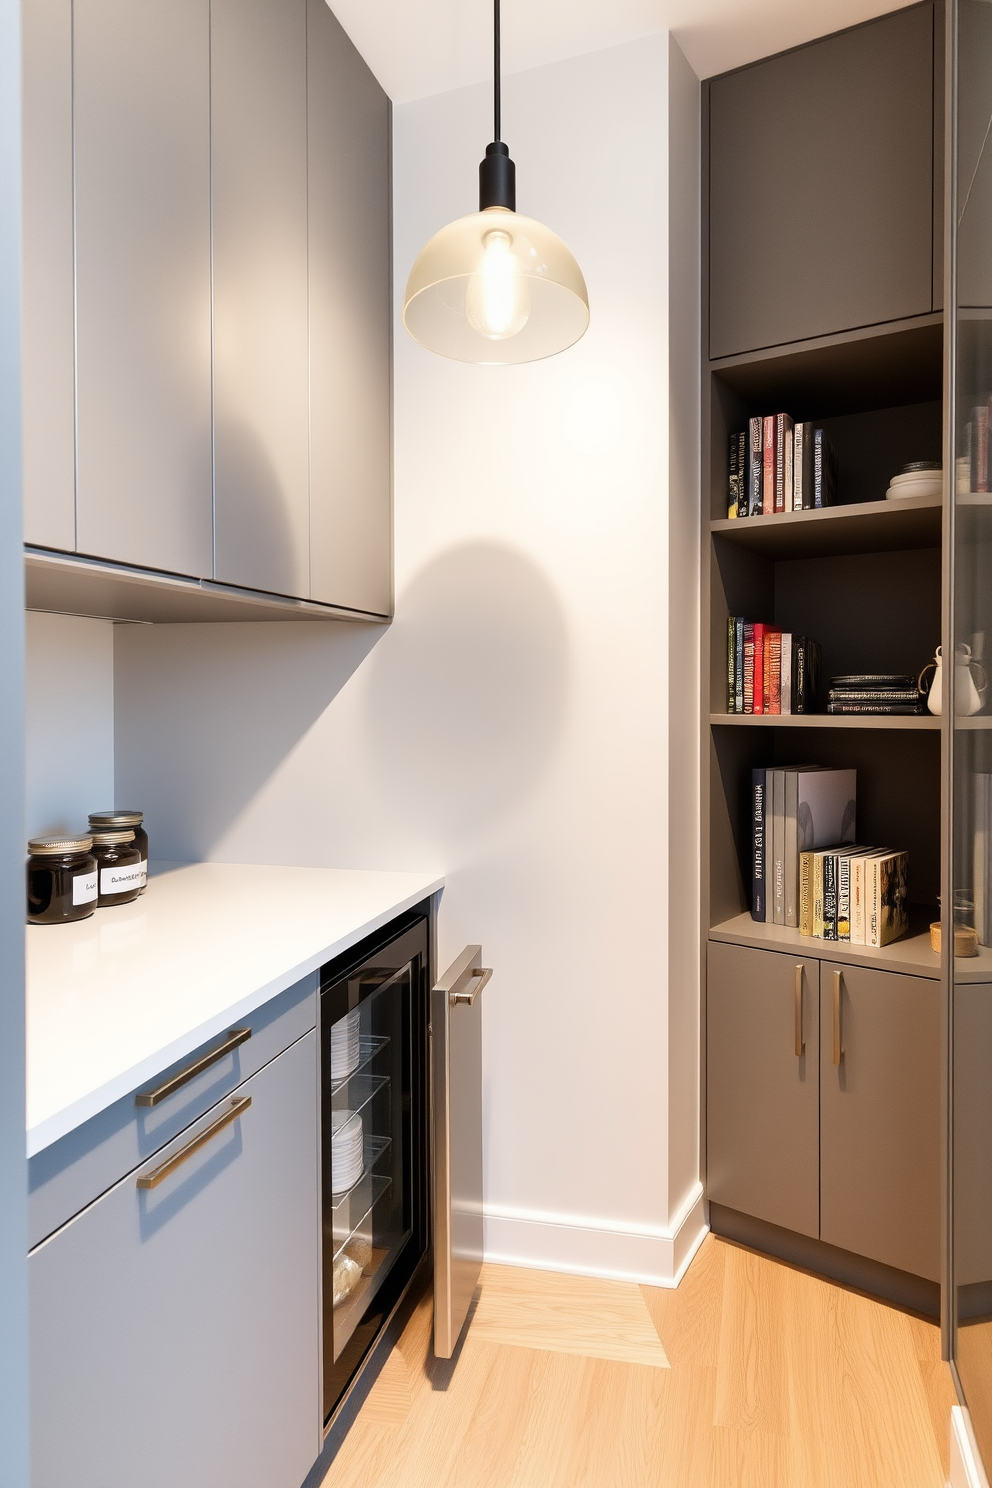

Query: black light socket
479,141,516,212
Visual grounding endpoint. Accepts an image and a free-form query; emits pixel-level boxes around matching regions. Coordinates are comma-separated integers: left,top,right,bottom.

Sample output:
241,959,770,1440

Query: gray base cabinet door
820,964,940,1282
707,942,819,1237
30,1030,320,1488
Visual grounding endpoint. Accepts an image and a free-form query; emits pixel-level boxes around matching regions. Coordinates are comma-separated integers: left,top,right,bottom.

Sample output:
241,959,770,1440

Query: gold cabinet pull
832,971,843,1066
136,1096,251,1190
135,1027,252,1107
794,964,805,1057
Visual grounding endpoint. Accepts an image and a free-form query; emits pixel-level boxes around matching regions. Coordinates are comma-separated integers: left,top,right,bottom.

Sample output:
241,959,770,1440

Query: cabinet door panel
30,1031,320,1488
820,963,940,1281
211,0,310,596
73,0,213,576
707,942,819,1237
307,0,391,615
21,0,75,550
708,4,934,358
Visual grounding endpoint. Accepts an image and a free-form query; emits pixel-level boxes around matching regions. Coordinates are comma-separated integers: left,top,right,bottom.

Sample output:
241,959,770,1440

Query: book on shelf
793,422,815,511
780,632,793,714
753,766,856,926
762,416,775,514
792,637,821,713
826,673,925,716
726,620,820,715
866,850,909,947
741,622,752,713
752,622,766,715
727,429,747,518
751,768,767,922
748,416,763,516
813,428,837,508
775,414,794,514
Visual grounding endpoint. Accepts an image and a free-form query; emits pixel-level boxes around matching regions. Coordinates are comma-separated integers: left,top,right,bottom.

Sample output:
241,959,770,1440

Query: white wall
25,613,115,839
114,33,703,1283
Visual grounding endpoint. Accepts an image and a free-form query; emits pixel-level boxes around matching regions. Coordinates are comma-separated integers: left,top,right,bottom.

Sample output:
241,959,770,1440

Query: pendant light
403,0,589,365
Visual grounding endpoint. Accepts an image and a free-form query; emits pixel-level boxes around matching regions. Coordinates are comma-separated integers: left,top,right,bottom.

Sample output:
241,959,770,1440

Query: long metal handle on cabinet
434,945,493,1008
451,966,492,1007
794,965,805,1058
136,1096,251,1189
135,1027,252,1107
832,971,843,1066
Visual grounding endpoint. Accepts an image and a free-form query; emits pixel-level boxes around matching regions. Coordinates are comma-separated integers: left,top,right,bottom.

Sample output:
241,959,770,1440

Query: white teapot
920,644,988,717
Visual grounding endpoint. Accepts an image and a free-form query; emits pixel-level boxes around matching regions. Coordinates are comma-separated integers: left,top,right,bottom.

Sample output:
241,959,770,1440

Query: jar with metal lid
27,835,98,925
90,829,142,907
88,810,148,893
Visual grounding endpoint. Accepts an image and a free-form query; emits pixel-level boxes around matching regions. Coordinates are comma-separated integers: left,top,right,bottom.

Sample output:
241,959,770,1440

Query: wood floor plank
357,1347,414,1428
713,1240,789,1436
471,1263,669,1368
642,1231,725,1367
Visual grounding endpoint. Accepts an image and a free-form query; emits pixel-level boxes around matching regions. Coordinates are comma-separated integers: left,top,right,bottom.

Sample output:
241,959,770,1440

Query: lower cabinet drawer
29,1029,320,1488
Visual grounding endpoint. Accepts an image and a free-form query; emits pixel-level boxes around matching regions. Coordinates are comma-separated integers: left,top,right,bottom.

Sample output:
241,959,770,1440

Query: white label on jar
137,859,147,887
72,872,98,906
100,863,143,894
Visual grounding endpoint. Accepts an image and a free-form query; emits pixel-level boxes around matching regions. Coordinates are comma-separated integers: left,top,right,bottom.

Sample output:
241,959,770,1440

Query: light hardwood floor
322,1234,956,1488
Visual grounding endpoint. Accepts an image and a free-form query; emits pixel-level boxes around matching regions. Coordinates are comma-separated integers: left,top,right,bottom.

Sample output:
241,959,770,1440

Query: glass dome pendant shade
402,3,589,365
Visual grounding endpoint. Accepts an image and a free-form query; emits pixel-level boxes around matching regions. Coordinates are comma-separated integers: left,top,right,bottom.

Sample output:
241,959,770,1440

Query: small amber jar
89,810,148,893
27,835,98,925
91,829,142,907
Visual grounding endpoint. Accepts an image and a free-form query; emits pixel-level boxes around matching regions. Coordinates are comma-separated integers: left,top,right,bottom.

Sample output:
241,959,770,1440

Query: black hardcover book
813,429,837,509
831,673,916,690
792,637,822,714
795,421,815,510
735,618,745,714
752,768,766,922
748,416,763,516
822,851,839,940
827,701,927,715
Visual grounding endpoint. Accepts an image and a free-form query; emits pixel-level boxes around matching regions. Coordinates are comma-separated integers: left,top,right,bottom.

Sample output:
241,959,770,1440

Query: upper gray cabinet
708,3,937,360
73,0,214,576
212,0,310,598
21,0,392,620
308,0,392,616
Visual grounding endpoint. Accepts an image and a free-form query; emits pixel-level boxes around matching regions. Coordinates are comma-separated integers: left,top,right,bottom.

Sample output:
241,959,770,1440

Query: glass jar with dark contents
88,810,148,893
27,835,98,925
91,829,142,907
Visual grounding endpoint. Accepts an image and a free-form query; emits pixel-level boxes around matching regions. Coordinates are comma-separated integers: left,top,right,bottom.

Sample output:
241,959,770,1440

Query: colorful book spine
727,617,736,713
799,851,814,936
752,623,766,714
728,430,747,517
748,417,763,516
741,622,753,714
792,423,805,511
752,768,766,922
767,630,782,715
762,416,775,515
822,852,838,940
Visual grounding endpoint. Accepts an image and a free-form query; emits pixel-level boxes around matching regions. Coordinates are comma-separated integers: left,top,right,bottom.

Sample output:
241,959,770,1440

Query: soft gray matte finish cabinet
953,983,992,1289
820,963,940,1282
211,0,310,596
308,0,392,616
707,942,819,1238
21,0,75,551
29,1030,320,1488
72,0,214,576
708,3,935,359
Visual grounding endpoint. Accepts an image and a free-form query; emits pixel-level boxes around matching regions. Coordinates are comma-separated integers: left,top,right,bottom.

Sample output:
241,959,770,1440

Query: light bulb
465,229,530,340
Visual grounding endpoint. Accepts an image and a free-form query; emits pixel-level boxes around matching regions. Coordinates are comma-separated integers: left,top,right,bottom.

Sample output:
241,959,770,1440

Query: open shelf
331,1170,392,1260
711,712,939,730
329,1071,387,1128
329,1134,392,1215
331,1245,391,1353
329,1035,389,1097
710,494,941,560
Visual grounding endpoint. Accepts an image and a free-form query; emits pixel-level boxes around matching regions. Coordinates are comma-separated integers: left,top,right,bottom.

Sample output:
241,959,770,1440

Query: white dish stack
885,462,942,501
331,1110,364,1195
330,1008,361,1082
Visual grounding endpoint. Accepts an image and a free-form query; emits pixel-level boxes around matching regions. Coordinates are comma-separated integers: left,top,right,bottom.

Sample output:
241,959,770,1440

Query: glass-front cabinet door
950,1,992,1470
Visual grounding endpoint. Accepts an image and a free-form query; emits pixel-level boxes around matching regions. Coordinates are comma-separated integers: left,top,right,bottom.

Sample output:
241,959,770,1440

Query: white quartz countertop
26,861,444,1157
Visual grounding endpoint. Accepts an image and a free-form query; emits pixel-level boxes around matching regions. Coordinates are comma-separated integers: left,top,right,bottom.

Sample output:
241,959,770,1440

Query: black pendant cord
494,0,501,142
478,0,515,210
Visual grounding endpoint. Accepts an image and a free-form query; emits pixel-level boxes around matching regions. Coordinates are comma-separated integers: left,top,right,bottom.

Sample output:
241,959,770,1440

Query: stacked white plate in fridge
885,463,942,501
330,1008,361,1082
331,1110,364,1195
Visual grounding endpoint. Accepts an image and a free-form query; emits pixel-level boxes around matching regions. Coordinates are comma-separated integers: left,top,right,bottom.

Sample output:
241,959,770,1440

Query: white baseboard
951,1406,990,1488
483,1182,708,1288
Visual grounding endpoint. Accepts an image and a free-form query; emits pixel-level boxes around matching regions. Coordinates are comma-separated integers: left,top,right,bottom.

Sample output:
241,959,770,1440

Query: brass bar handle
832,971,843,1067
135,1027,252,1107
794,964,805,1057
136,1096,251,1190
451,966,492,1007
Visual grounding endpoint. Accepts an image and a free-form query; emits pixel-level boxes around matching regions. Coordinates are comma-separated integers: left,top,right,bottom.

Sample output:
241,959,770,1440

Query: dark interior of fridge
319,907,430,1427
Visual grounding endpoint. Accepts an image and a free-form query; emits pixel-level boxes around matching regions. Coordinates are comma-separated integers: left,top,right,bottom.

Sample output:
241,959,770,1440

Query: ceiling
329,0,904,102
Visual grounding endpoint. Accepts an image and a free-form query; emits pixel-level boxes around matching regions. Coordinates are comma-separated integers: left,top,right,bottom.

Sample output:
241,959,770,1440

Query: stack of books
826,674,925,716
751,766,856,925
799,845,909,945
727,416,837,518
727,620,820,714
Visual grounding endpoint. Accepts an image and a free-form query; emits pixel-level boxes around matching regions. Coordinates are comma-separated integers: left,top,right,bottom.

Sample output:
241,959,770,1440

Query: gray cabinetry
30,1030,320,1488
707,942,819,1237
708,3,935,359
819,963,940,1282
211,0,310,597
308,0,391,616
72,0,213,576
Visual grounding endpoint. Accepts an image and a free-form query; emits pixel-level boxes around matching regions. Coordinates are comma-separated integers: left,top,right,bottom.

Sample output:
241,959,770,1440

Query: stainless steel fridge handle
451,966,492,1007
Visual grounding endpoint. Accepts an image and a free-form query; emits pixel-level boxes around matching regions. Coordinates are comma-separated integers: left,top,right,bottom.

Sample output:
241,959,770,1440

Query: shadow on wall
115,541,569,861
359,541,570,841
